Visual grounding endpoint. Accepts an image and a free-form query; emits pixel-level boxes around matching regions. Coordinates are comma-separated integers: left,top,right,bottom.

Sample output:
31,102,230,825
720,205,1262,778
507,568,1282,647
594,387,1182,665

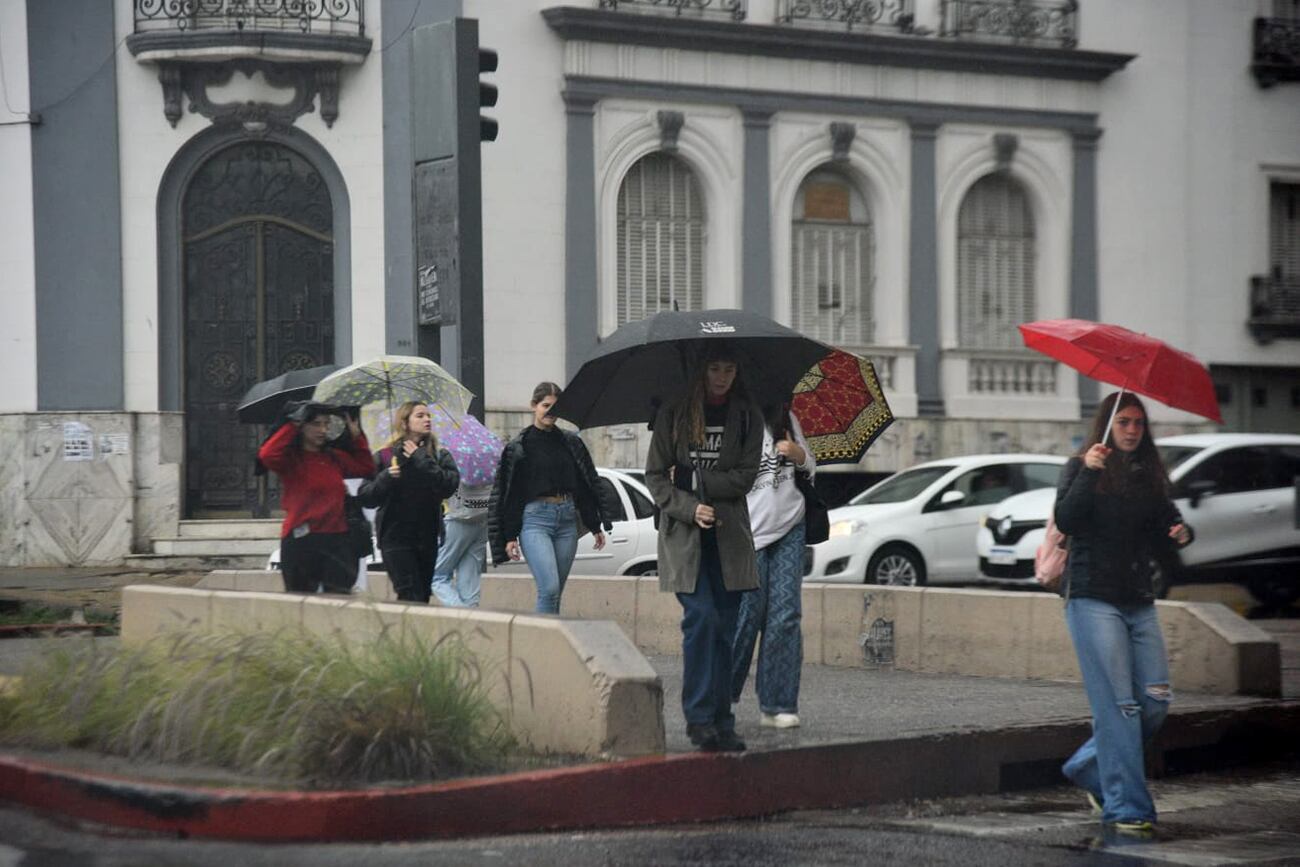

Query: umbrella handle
1101,382,1126,448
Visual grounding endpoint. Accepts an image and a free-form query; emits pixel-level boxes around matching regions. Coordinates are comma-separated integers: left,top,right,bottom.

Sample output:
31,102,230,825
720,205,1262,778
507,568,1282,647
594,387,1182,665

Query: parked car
975,433,1300,603
267,468,659,578
805,454,1068,585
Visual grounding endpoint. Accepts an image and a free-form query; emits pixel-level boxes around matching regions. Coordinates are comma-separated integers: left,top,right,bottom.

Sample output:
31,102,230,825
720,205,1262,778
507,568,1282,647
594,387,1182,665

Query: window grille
1270,182,1300,284
791,171,875,344
616,153,706,326
956,173,1036,349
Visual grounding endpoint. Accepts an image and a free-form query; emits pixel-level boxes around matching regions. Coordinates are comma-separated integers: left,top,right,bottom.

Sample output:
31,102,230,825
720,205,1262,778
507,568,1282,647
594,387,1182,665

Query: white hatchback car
975,434,1300,603
806,454,1067,585
267,468,659,578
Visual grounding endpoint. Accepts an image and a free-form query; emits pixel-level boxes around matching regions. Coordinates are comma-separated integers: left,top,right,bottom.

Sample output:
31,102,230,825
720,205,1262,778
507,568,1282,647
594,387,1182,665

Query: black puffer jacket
487,427,611,565
1054,456,1193,604
357,445,460,548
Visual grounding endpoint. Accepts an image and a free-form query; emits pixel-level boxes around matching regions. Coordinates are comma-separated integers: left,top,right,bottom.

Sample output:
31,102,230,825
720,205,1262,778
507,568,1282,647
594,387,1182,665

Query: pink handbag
1034,513,1069,593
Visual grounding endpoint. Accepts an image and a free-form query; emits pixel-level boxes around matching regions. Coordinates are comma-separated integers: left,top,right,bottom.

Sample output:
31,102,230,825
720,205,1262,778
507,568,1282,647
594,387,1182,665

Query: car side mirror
1186,479,1215,508
939,490,966,508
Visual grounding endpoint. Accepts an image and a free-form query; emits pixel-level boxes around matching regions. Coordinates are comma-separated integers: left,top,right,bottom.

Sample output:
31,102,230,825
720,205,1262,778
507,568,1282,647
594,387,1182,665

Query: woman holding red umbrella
1054,391,1193,836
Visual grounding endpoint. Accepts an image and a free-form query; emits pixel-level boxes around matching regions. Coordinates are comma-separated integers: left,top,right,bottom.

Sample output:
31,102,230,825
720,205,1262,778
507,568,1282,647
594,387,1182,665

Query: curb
4,702,1299,841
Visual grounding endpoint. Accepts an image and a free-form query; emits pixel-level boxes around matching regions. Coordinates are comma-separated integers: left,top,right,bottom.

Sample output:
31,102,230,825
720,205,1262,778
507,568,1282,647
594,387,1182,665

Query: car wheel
625,562,658,578
1247,574,1300,607
867,545,926,587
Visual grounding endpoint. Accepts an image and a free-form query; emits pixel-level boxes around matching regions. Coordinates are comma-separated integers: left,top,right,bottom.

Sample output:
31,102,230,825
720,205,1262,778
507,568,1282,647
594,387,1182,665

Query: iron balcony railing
940,0,1077,49
1252,17,1300,87
134,0,365,36
1248,275,1300,342
775,0,915,33
597,0,746,20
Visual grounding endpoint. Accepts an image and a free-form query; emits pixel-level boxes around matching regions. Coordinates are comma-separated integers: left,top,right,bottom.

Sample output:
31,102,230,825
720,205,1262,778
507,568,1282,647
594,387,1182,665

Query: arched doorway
182,141,335,517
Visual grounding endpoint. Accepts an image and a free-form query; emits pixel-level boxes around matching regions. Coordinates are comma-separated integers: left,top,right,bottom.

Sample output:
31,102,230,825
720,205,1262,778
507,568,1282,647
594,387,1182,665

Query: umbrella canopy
313,355,473,417
552,309,835,428
791,350,895,465
1018,319,1222,423
236,364,339,424
362,403,504,488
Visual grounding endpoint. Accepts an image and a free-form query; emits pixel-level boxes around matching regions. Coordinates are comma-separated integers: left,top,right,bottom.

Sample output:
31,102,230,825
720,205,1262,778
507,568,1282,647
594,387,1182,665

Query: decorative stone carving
994,132,1019,173
830,121,857,163
155,59,342,129
657,110,685,153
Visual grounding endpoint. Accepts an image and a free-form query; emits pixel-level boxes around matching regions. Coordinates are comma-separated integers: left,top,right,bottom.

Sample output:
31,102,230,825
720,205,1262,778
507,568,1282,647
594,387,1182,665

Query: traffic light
479,47,498,142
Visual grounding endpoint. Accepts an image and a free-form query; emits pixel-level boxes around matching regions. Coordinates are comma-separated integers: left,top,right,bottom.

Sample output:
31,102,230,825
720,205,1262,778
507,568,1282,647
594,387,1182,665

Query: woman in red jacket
258,403,374,594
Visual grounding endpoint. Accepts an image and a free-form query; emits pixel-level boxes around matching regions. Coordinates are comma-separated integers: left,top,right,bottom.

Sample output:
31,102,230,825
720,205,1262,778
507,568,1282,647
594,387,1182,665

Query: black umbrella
237,364,340,424
552,309,834,428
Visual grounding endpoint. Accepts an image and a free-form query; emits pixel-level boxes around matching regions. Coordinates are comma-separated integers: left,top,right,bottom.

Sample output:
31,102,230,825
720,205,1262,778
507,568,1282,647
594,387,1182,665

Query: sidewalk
2,630,1296,842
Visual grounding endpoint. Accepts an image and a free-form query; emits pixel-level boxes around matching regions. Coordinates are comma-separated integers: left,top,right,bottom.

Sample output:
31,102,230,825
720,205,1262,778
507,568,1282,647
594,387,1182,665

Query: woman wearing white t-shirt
730,405,815,728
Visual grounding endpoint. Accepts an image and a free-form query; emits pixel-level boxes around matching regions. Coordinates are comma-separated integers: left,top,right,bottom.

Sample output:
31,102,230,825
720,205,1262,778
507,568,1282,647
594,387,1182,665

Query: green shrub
0,629,516,786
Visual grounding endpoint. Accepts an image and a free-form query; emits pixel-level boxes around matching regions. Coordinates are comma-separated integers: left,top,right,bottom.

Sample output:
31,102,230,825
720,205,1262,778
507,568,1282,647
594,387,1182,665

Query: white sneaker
760,712,800,728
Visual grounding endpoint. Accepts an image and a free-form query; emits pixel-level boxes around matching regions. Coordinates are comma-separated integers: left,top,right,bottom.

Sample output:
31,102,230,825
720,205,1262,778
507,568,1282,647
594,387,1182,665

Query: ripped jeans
1063,597,1172,824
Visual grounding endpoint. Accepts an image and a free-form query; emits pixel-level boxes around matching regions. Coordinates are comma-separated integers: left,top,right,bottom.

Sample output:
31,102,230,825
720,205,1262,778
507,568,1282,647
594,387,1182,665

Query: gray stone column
741,107,774,318
1071,128,1103,415
908,120,943,417
564,92,600,380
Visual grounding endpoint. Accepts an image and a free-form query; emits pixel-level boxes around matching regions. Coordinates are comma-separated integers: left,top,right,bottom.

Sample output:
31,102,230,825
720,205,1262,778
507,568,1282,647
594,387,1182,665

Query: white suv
976,434,1300,603
805,454,1067,585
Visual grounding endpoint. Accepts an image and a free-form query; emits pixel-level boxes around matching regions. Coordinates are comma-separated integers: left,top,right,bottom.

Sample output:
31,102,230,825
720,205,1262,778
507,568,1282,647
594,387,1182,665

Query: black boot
686,723,721,751
714,728,746,752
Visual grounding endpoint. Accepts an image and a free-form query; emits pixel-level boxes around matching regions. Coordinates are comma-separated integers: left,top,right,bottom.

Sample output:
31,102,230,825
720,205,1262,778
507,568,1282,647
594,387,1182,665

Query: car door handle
610,536,629,544
1250,505,1275,514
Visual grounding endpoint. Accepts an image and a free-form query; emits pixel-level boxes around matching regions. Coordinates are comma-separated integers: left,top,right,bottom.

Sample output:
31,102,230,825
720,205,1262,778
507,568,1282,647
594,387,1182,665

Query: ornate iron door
183,142,334,517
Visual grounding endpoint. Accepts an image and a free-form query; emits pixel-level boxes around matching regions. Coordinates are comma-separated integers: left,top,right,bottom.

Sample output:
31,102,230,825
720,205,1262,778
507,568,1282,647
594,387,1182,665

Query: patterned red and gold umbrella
791,350,895,465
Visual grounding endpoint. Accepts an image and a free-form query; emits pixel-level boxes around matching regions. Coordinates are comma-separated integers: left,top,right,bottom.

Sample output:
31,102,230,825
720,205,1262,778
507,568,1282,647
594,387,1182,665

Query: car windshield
1158,445,1204,474
850,466,953,505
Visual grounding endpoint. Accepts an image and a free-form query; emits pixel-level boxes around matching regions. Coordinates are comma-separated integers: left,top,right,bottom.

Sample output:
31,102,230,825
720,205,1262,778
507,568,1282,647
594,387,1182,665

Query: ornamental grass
0,628,516,786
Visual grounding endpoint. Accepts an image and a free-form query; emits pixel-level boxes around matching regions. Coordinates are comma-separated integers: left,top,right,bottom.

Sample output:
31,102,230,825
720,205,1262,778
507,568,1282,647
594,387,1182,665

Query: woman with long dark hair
488,382,608,614
645,345,763,752
357,401,460,603
1055,391,1192,836
258,404,374,594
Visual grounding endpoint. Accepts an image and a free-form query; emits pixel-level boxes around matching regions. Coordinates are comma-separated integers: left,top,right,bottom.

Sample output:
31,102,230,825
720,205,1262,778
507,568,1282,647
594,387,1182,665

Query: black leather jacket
487,427,611,565
357,445,460,548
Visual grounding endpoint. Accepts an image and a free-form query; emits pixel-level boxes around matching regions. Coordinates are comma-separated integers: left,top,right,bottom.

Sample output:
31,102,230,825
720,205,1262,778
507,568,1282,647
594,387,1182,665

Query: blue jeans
430,519,488,608
732,521,805,714
519,500,579,614
676,531,743,732
1063,597,1172,824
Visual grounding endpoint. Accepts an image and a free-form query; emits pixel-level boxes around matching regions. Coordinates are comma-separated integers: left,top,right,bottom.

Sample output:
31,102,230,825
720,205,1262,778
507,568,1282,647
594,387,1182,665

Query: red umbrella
791,350,895,464
1018,319,1223,428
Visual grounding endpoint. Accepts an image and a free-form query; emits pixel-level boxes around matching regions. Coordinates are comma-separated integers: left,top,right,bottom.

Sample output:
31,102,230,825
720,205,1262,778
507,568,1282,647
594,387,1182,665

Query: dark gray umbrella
552,309,834,428
237,364,340,424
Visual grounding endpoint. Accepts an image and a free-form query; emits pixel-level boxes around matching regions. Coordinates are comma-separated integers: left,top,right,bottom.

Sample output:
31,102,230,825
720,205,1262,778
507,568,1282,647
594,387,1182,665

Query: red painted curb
2,703,1295,841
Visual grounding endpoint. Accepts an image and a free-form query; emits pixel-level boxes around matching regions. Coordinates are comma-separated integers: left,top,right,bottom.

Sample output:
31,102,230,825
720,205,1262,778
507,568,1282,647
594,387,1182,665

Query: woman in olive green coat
645,345,763,752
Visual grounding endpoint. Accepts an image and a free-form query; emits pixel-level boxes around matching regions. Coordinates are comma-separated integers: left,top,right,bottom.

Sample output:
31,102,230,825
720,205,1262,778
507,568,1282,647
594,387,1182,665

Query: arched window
615,153,706,325
791,168,874,345
957,173,1036,349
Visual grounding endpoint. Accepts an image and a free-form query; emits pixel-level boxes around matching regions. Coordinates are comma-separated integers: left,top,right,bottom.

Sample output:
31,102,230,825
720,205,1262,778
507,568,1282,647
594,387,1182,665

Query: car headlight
828,519,865,538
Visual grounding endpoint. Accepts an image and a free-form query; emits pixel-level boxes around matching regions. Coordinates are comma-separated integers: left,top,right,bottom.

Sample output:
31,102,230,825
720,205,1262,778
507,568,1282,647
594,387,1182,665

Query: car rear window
850,466,952,505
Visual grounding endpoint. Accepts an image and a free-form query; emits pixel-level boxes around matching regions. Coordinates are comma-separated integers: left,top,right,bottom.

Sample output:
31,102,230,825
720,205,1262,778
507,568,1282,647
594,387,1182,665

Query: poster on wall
62,422,94,461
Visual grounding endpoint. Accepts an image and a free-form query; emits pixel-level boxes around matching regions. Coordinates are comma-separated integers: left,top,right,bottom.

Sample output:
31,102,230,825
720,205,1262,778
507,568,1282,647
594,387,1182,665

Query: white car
976,433,1300,603
806,454,1068,585
267,468,659,578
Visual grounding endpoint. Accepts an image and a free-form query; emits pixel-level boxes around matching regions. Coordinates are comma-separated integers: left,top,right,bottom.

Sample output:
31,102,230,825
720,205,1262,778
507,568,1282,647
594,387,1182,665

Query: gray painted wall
908,121,943,417
564,93,599,381
381,0,460,357
28,0,123,410
1071,131,1102,414
741,108,773,319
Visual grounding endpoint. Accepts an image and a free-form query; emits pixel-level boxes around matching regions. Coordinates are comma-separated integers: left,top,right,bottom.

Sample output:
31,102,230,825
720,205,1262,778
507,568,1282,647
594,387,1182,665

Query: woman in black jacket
1055,391,1192,836
487,382,608,614
357,401,460,603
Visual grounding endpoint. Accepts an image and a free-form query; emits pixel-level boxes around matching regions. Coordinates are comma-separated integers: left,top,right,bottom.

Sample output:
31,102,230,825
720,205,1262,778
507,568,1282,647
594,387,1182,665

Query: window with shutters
615,153,706,326
956,173,1036,349
1271,182,1300,287
791,168,875,344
